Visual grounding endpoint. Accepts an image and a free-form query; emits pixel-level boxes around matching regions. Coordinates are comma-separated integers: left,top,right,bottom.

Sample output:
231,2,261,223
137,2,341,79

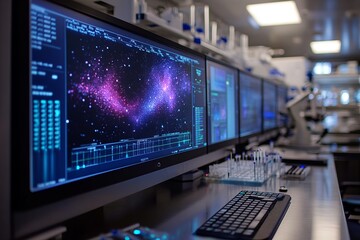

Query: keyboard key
243,229,254,235
255,209,268,221
248,220,260,229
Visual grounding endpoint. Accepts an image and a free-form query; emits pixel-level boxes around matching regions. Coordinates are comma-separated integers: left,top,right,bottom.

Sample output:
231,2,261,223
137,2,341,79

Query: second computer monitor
207,59,239,151
263,80,277,131
239,72,262,138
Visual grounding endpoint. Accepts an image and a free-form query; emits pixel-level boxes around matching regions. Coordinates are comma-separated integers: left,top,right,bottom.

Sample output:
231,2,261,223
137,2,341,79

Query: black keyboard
195,190,291,240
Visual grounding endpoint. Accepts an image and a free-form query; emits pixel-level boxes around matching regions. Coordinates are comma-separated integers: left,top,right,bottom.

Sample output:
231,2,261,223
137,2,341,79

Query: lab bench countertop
101,156,350,240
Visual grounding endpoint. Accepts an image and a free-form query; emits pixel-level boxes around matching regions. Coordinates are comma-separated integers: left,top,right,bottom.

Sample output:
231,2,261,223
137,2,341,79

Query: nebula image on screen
66,30,193,148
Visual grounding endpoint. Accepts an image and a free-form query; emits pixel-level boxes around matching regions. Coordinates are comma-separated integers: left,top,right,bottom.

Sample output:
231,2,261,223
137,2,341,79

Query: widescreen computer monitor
263,80,277,131
207,59,239,151
12,0,206,237
277,85,288,127
239,72,262,138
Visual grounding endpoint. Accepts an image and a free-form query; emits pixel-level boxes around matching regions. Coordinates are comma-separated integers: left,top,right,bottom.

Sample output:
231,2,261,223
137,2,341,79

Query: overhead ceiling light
246,1,301,26
310,40,341,54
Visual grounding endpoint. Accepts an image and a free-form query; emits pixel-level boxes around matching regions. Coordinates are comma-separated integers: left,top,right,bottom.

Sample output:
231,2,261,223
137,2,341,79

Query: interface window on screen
239,74,262,137
263,81,277,130
207,61,238,144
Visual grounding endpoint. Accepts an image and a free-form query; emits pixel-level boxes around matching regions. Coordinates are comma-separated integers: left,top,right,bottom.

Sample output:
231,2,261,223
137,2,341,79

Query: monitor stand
175,169,204,182
26,226,67,240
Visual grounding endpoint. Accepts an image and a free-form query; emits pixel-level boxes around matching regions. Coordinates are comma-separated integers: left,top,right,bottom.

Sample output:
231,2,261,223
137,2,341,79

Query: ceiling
195,0,360,62
75,0,360,62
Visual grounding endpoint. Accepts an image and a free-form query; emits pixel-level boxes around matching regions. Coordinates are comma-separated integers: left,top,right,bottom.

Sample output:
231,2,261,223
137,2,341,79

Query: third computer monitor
277,85,288,127
239,72,262,138
207,58,239,151
263,80,277,131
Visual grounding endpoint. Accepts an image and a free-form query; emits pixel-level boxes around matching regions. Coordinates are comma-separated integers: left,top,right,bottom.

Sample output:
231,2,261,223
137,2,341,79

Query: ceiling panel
196,0,360,61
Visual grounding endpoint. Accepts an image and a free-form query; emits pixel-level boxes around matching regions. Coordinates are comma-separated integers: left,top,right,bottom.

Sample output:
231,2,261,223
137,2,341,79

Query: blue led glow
133,229,141,235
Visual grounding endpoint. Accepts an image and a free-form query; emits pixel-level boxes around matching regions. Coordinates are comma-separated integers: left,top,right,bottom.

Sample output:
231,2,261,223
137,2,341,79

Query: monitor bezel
206,56,239,153
262,78,278,132
238,70,264,142
12,0,207,210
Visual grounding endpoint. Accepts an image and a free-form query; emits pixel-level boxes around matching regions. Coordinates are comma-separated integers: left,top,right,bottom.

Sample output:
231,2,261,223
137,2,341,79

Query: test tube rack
206,150,284,186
